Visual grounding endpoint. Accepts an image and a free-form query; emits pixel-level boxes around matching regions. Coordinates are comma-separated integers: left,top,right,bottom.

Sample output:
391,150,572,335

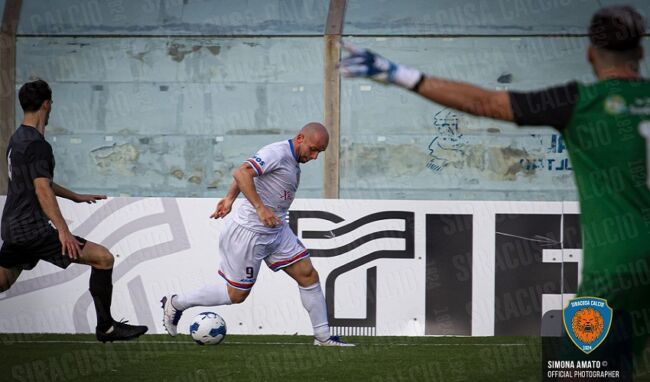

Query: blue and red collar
288,139,298,162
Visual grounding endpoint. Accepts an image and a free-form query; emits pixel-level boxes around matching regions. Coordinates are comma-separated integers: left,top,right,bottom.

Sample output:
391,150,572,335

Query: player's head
587,5,645,78
293,122,329,163
19,79,53,125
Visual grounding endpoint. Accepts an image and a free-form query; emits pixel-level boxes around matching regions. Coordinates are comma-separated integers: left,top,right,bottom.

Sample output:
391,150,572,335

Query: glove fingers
341,41,365,55
339,56,366,66
339,64,369,77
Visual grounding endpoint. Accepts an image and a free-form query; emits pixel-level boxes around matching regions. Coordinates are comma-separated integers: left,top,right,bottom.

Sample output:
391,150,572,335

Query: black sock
90,267,114,332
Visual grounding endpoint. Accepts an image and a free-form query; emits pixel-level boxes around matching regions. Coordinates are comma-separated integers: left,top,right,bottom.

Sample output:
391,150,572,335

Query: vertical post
0,0,22,194
323,0,346,199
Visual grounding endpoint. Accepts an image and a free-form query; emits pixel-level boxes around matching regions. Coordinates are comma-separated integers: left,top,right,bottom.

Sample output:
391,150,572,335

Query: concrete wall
17,37,324,197
17,0,328,35
337,0,649,200
345,0,597,35
345,0,649,35
339,36,619,201
11,0,650,200
341,0,649,200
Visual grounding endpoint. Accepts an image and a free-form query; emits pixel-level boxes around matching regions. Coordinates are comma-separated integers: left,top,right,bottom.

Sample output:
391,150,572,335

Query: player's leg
169,271,252,309
282,257,356,346
163,280,241,337
0,241,29,292
162,221,260,336
269,225,354,346
0,266,22,293
282,256,319,287
281,257,330,337
74,240,114,332
74,240,148,342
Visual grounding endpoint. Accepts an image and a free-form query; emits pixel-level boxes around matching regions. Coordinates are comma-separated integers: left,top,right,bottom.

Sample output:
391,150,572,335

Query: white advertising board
0,197,582,336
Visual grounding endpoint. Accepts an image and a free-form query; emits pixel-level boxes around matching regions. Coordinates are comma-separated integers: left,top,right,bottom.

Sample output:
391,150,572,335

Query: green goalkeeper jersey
510,79,650,275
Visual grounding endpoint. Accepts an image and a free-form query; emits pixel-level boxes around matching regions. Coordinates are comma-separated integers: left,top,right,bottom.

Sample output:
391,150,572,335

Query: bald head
293,122,329,163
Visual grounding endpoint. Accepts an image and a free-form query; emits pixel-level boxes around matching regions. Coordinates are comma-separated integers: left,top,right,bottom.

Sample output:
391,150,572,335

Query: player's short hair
589,5,645,51
18,79,52,112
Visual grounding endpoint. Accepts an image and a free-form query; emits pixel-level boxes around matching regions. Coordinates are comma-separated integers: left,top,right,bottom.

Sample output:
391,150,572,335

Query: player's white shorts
218,220,309,291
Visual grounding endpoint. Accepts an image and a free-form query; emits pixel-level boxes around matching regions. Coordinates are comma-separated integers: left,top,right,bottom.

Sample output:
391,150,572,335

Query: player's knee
230,294,247,304
96,247,114,269
0,269,20,292
304,268,319,285
228,288,249,304
0,276,16,292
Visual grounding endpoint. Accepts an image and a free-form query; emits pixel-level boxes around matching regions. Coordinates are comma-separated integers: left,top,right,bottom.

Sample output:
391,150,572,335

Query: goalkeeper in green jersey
340,3,650,374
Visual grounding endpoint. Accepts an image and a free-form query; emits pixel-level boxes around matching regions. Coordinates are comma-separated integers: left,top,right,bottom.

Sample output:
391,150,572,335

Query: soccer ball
189,312,227,345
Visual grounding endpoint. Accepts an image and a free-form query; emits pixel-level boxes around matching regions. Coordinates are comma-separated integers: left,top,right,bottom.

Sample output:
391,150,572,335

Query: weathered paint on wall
16,37,324,197
11,0,650,200
340,36,650,200
344,0,649,35
18,0,328,35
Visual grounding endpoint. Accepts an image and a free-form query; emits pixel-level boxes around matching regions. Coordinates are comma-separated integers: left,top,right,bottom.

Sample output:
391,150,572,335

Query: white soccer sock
299,282,330,341
173,276,232,311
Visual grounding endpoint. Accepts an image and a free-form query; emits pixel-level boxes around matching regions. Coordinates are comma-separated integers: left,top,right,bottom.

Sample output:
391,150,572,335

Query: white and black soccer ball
189,312,227,345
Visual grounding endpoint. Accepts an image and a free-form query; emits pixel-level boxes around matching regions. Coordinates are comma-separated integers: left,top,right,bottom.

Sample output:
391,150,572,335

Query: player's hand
75,194,107,204
338,42,423,89
256,206,281,228
210,198,233,219
58,229,83,260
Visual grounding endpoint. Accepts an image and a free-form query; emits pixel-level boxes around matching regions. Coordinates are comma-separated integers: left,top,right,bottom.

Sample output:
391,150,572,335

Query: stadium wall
0,197,582,337
16,35,650,201
12,0,647,201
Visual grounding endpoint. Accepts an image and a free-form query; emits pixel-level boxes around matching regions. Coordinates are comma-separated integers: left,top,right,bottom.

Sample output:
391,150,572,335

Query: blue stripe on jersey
288,139,298,162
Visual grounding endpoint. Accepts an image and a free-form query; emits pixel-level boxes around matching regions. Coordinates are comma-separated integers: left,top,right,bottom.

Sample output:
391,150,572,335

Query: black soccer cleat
96,319,148,343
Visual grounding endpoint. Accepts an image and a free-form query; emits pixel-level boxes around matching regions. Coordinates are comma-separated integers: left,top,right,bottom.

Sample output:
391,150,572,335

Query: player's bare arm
232,163,280,228
52,182,107,204
338,42,514,122
33,178,82,259
210,179,240,219
415,77,513,121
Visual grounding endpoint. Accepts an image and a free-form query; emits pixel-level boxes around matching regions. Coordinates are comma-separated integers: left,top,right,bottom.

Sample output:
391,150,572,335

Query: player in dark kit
340,4,650,378
0,79,148,342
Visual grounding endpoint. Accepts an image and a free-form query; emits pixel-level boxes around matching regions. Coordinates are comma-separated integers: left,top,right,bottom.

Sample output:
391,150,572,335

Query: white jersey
234,140,301,233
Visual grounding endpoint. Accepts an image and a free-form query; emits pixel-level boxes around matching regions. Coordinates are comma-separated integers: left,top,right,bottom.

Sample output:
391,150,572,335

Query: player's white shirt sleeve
244,145,283,176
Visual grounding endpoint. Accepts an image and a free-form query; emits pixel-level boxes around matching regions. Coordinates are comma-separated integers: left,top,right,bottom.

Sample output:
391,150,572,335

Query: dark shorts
0,229,87,270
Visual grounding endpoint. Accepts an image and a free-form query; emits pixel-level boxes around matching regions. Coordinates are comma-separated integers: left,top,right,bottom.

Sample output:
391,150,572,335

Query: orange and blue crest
563,297,613,354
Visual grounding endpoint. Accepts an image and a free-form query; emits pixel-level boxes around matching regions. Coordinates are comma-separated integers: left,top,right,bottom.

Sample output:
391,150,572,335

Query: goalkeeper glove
338,42,424,90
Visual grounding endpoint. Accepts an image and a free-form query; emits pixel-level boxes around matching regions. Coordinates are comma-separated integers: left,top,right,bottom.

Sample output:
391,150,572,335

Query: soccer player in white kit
161,122,354,346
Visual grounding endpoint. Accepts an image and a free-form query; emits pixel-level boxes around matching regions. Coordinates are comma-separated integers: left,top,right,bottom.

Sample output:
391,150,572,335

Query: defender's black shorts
0,229,87,270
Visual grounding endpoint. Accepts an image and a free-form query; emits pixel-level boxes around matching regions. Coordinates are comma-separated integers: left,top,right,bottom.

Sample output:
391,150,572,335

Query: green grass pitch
1,334,541,382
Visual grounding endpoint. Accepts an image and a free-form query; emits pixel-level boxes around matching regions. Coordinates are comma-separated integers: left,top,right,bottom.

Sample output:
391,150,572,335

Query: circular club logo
604,95,627,115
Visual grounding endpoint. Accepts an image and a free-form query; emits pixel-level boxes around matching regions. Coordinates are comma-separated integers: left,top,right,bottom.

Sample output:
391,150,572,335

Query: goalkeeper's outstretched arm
414,76,513,121
338,42,514,122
